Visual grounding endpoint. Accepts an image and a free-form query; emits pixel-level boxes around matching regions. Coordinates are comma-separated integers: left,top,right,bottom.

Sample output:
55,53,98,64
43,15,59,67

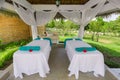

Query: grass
84,35,120,57
0,39,31,69
105,60,120,68
84,39,120,57
59,34,120,68
83,35,120,68
59,36,77,42
84,39,120,68
0,47,18,68
0,33,120,68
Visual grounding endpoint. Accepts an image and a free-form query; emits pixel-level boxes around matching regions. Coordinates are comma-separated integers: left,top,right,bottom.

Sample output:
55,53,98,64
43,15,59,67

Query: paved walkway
8,44,117,80
109,68,120,80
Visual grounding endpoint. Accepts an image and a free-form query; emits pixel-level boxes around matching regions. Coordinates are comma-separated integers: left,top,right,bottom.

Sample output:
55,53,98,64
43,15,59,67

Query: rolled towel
19,46,40,51
64,38,82,48
75,47,96,52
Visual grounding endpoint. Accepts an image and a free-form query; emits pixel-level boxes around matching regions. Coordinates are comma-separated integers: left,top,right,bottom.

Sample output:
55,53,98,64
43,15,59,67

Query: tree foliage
46,15,120,39
46,19,79,36
88,17,105,41
88,16,120,41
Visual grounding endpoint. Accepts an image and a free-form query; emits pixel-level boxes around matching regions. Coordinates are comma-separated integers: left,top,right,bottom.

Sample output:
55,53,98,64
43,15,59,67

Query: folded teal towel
75,47,96,52
19,46,40,51
64,38,82,48
43,37,52,46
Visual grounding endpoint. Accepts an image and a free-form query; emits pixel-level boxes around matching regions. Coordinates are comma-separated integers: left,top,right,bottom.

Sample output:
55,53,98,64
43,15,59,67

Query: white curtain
31,25,38,39
59,0,106,39
13,2,36,26
12,0,35,12
0,0,5,8
78,0,106,38
99,2,116,14
82,0,101,10
13,2,37,39
109,0,120,9
82,0,106,26
10,0,120,40
60,11,82,25
36,11,57,26
12,0,58,39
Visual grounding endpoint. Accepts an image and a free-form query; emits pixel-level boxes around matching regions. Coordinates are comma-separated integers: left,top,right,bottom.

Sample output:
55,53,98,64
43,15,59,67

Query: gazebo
1,0,120,40
0,0,120,80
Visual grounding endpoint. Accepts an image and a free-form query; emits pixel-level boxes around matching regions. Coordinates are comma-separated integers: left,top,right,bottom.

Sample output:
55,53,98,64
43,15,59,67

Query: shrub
85,40,120,68
105,60,120,68
0,57,5,67
0,48,18,68
0,39,1,44
0,39,5,51
64,33,69,36
0,39,31,68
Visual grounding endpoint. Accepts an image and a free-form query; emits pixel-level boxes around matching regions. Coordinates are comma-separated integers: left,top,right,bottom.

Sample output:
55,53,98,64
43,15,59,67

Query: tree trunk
96,32,99,42
92,32,95,41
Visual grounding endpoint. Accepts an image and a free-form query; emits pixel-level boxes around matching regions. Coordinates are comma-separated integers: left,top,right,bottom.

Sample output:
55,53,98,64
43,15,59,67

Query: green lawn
59,36,77,42
59,35,120,57
84,37,120,68
0,39,31,68
0,47,18,68
0,35,120,68
84,35,120,57
59,35,120,68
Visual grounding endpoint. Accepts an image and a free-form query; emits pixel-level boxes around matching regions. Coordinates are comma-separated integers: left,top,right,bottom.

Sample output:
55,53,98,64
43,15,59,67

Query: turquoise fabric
43,37,52,46
64,38,82,48
34,37,52,46
75,47,96,52
19,46,40,51
34,37,40,40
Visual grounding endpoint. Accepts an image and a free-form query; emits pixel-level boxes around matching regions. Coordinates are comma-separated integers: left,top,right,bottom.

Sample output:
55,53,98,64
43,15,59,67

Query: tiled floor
8,44,117,80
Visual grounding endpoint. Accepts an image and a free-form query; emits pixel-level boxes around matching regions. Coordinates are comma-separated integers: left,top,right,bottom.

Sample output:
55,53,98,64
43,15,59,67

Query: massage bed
65,39,105,79
13,39,51,78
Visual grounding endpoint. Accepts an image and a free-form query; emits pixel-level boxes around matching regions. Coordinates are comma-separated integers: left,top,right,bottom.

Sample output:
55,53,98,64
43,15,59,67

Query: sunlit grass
84,39,120,57
59,34,120,67
0,47,18,68
84,35,120,57
0,39,31,68
83,35,120,67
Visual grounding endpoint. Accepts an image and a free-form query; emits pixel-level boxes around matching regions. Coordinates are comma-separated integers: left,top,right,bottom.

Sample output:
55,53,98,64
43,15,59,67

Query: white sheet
13,40,51,78
65,40,105,79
